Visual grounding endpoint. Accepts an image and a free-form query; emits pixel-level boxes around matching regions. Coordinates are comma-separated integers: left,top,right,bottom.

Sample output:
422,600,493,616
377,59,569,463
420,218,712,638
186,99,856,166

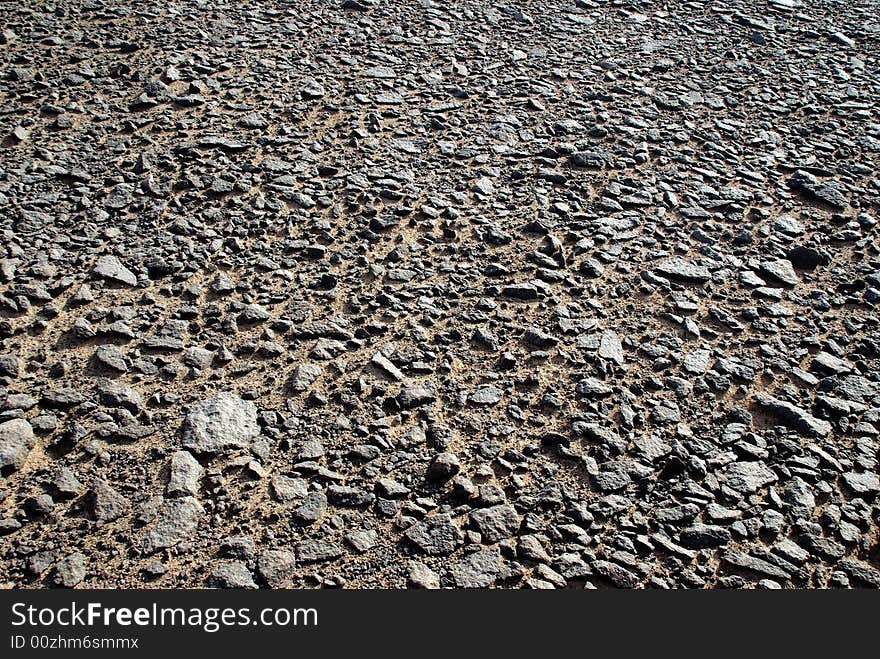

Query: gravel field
1,0,880,589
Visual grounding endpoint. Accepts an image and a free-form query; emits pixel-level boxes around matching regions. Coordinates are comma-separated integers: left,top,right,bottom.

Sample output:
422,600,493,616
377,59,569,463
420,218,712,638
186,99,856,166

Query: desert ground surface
1,0,879,588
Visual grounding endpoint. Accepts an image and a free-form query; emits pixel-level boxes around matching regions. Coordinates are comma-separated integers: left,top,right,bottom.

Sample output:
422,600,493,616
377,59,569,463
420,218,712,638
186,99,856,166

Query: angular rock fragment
679,524,731,549
754,395,832,437
297,540,343,563
92,255,137,286
271,475,308,503
0,419,35,472
426,452,460,482
405,514,462,555
841,472,879,497
787,170,848,209
450,548,502,588
86,478,129,523
289,363,322,391
655,258,710,283
208,562,257,589
293,491,327,524
257,550,297,588
408,561,440,589
142,497,205,553
469,504,520,543
182,393,259,453
93,344,128,373
397,384,436,409
166,451,203,497
53,552,87,588
719,461,777,493
759,259,799,286
469,385,502,405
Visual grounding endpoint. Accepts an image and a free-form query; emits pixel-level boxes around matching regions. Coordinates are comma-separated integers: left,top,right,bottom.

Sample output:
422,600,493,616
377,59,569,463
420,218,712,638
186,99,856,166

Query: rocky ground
1,0,879,589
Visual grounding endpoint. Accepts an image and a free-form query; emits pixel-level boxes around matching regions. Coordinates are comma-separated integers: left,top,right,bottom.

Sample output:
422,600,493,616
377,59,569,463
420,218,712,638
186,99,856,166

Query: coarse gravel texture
1,0,880,589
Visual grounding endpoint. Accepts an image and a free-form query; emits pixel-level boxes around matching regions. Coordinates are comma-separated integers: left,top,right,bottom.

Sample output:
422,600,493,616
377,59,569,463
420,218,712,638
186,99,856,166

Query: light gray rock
811,351,853,375
720,461,777,493
772,215,805,236
782,476,816,519
450,548,502,588
182,393,259,453
92,255,137,286
655,258,710,283
469,385,502,405
372,353,405,381
598,330,624,365
87,478,128,522
290,363,322,391
93,344,128,372
142,497,205,553
183,347,214,370
408,561,440,589
759,259,799,286
345,529,378,553
754,394,832,437
271,475,308,503
0,419,35,472
209,272,235,293
52,467,82,498
53,552,86,588
297,540,343,563
842,472,879,496
166,450,203,497
683,349,711,374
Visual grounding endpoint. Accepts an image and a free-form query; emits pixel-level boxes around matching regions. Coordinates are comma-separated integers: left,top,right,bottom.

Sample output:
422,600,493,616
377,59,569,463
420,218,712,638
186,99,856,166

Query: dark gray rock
754,395,832,437
721,549,791,579
397,384,436,409
592,560,639,588
469,504,520,543
293,491,327,524
327,484,374,507
426,452,460,482
655,258,710,283
405,514,463,555
450,548,502,588
142,497,204,553
787,170,848,209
